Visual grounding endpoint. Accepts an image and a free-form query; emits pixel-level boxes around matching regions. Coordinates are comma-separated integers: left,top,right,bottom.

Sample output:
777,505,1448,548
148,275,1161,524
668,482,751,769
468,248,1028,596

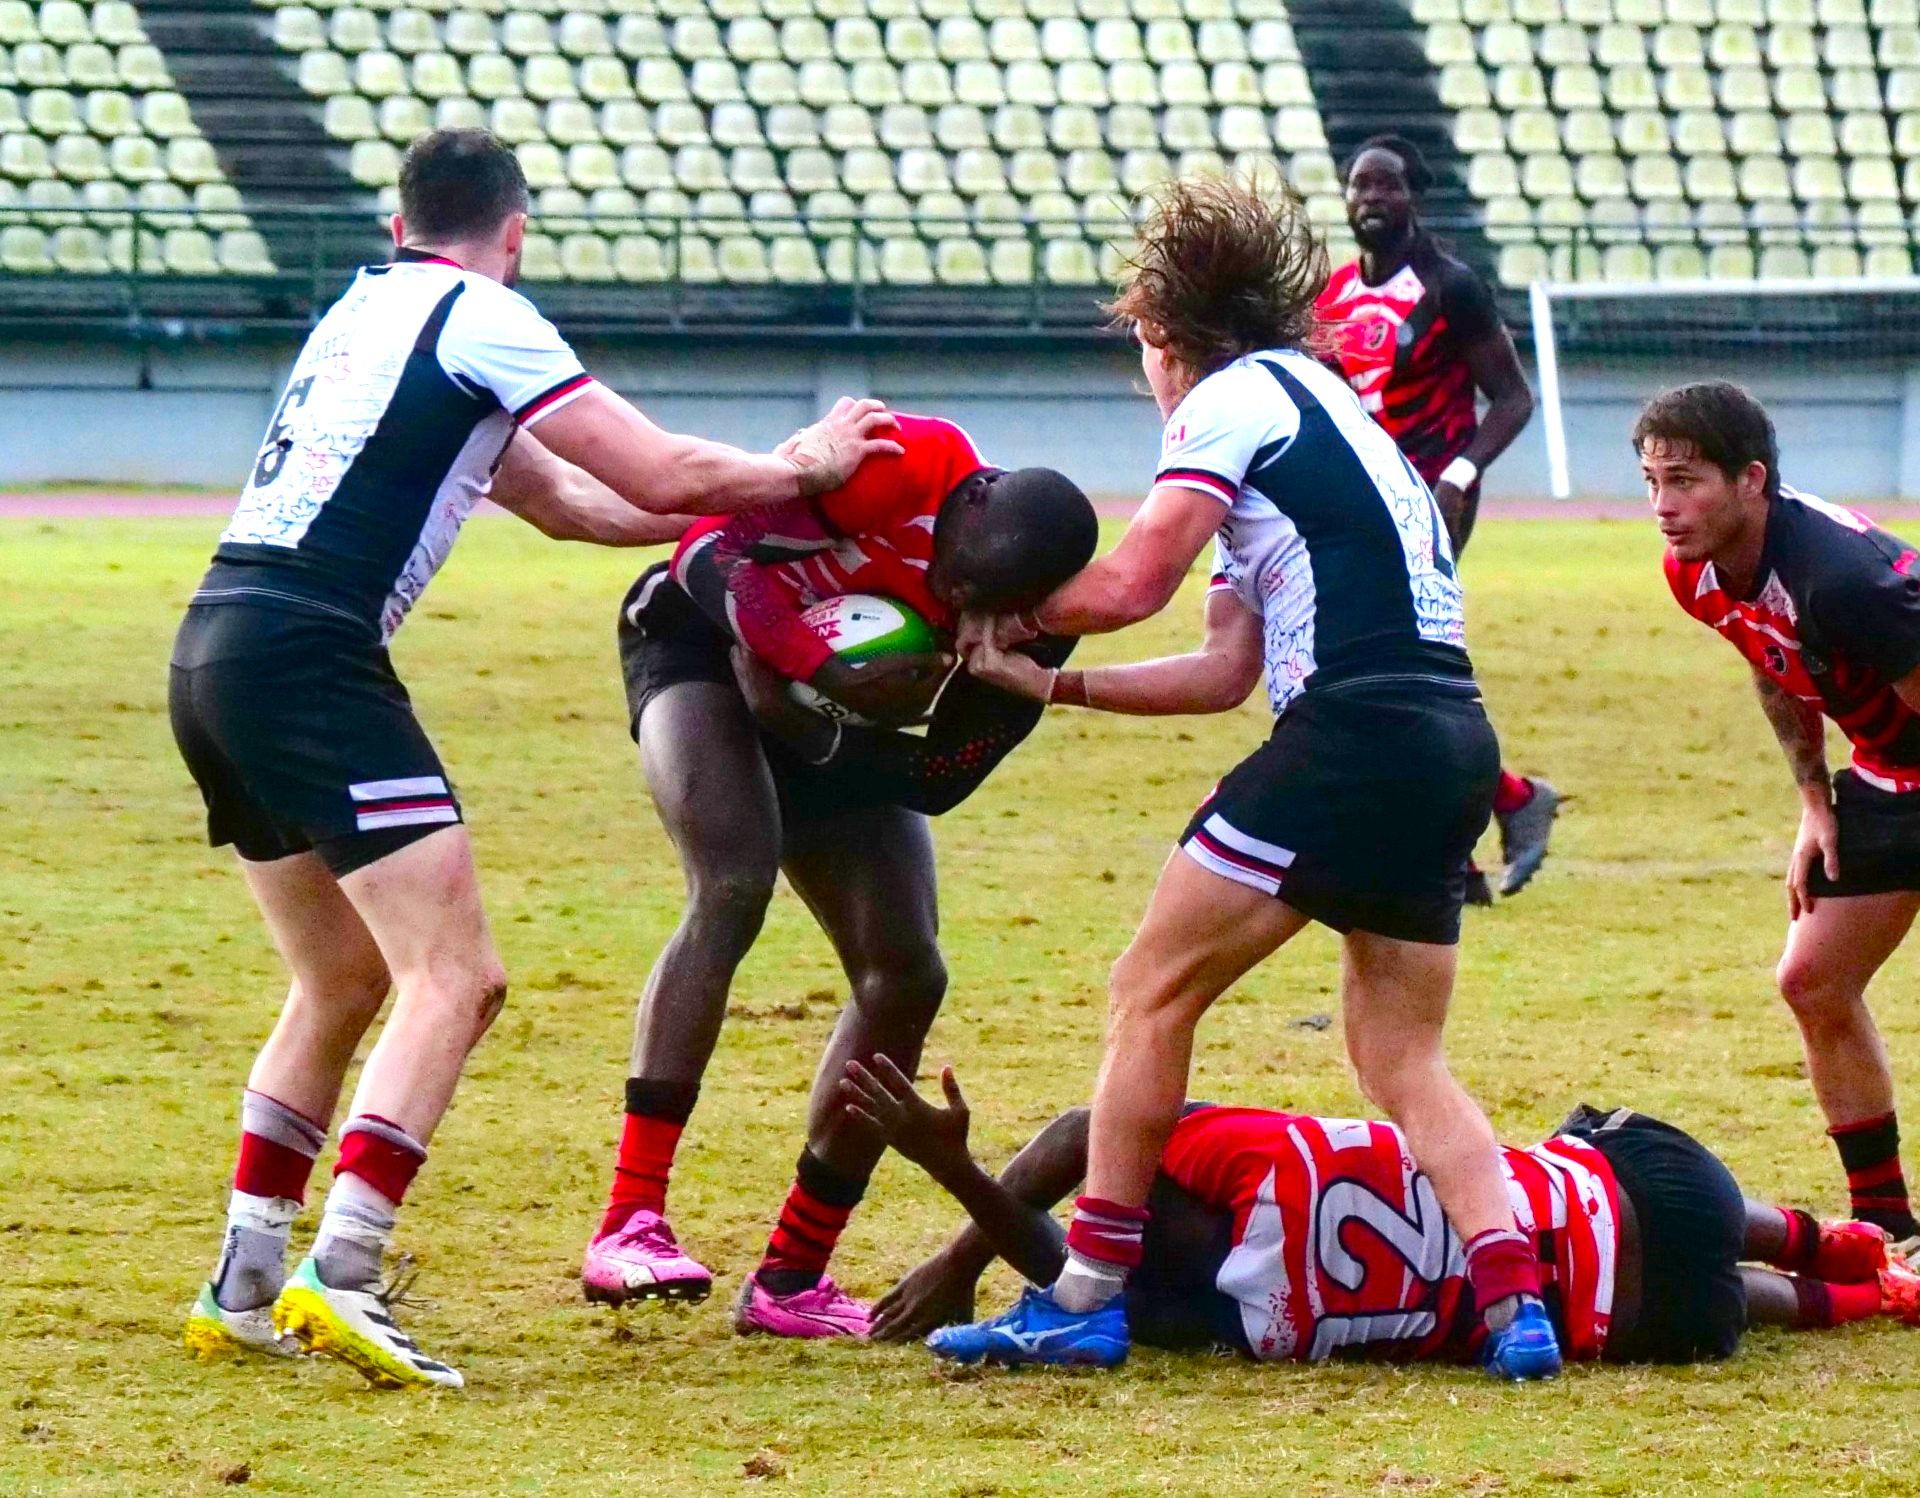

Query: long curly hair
1106,170,1329,380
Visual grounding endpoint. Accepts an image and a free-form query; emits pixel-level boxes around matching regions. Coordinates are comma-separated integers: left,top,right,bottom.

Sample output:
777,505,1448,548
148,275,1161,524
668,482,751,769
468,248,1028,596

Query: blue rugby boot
926,1286,1129,1368
1481,1297,1563,1381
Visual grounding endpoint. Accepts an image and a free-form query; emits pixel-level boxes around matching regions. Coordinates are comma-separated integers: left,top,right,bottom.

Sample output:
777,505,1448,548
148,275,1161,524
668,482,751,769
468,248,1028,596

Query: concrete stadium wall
4,333,1919,500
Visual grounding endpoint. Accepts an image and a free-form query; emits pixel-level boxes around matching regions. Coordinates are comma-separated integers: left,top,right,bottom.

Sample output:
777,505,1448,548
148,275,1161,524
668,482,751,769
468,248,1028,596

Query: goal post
1526,275,1920,502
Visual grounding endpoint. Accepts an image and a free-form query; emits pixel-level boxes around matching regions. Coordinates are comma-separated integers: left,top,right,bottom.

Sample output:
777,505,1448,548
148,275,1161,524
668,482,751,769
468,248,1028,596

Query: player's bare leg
585,681,781,1305
1338,926,1560,1374
271,825,506,1389
1340,931,1507,1245
1083,852,1309,1213
186,851,390,1360
1776,890,1920,1241
733,805,946,1337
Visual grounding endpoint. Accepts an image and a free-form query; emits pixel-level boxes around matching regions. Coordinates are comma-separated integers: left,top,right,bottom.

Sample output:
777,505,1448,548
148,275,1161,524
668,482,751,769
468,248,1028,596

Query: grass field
6,512,1920,1497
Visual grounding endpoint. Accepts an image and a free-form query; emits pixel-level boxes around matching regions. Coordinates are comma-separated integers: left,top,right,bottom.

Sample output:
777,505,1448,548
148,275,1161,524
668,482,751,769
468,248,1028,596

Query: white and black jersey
1156,349,1469,716
195,249,594,641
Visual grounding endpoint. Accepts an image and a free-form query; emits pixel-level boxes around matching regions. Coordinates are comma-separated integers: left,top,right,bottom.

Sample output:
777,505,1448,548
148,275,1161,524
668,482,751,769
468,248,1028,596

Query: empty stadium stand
3,0,1919,331
1423,0,1920,283
0,0,277,283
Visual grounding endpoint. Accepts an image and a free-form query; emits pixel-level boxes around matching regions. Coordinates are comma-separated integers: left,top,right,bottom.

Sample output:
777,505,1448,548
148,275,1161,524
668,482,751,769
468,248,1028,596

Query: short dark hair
949,467,1099,609
398,129,529,245
1631,382,1781,498
1107,172,1328,377
1345,134,1435,195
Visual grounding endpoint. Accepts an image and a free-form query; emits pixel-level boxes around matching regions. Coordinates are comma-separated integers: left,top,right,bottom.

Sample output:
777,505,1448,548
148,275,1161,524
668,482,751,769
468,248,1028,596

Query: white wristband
1438,456,1479,491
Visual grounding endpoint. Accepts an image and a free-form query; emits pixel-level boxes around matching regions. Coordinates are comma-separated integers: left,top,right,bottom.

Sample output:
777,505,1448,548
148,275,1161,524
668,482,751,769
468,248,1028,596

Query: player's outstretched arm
966,589,1262,716
488,430,692,546
531,387,902,517
841,1059,1090,1340
1022,483,1226,638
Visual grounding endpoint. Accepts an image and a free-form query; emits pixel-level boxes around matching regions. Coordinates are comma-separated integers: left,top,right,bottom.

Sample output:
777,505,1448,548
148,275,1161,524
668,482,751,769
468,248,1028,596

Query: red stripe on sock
1830,1111,1898,1137
234,1130,318,1202
1493,771,1534,816
335,1116,425,1204
1846,1158,1907,1191
760,1181,854,1276
601,1113,684,1236
1065,1195,1150,1270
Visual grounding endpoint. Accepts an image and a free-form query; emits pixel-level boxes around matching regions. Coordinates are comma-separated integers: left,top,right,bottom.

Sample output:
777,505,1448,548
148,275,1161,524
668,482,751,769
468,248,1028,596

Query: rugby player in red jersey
1318,136,1558,901
843,1058,1920,1365
582,415,1098,1335
1646,381,1920,1258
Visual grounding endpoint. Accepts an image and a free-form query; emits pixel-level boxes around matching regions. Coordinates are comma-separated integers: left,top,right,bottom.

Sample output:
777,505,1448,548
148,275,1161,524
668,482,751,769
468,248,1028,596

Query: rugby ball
787,593,939,726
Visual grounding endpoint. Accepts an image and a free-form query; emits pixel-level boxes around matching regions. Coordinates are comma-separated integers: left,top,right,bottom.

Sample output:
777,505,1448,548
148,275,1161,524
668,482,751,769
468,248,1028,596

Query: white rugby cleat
272,1257,463,1390
184,1282,301,1361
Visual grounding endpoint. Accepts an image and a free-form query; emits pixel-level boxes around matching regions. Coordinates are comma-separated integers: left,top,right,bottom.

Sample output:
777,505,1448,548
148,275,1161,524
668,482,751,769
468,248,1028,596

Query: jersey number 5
249,375,316,491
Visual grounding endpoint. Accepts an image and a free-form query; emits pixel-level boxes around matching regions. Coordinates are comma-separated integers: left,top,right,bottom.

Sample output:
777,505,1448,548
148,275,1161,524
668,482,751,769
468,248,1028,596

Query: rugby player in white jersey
171,128,900,1388
949,176,1560,1377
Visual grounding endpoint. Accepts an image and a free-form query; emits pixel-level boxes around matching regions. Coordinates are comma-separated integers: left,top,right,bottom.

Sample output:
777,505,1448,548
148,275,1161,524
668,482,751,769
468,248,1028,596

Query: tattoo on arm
1752,670,1829,787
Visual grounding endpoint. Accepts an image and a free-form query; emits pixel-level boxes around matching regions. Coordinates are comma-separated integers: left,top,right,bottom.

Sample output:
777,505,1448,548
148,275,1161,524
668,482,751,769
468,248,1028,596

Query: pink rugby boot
581,1210,713,1305
732,1274,872,1338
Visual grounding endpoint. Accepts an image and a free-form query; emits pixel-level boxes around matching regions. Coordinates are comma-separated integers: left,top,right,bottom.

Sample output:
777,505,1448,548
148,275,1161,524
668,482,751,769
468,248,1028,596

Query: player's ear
502,210,527,259
389,212,405,248
1741,459,1769,502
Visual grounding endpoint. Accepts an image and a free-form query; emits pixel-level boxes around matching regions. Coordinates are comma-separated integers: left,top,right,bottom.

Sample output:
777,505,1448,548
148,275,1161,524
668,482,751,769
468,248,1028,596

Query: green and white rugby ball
788,593,939,726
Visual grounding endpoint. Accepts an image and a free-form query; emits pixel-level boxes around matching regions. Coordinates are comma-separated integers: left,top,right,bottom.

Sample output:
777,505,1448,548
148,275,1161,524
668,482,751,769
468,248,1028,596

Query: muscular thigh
780,803,939,972
638,681,783,885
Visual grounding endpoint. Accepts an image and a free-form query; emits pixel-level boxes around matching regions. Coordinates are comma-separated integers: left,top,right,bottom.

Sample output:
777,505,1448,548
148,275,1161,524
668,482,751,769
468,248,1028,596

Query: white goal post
1527,275,1920,501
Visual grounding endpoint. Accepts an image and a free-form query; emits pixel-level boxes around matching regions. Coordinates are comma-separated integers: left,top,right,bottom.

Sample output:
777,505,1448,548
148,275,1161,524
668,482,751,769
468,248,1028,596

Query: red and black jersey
1315,238,1500,486
1159,1106,1620,1364
1666,488,1920,791
672,413,983,683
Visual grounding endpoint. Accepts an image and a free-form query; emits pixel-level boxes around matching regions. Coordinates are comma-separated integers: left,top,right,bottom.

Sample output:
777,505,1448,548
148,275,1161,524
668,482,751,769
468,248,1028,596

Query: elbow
1505,384,1537,427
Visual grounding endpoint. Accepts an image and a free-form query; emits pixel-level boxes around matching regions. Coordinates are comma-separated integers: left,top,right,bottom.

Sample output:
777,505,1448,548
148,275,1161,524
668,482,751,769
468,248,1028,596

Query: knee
474,959,509,1032
288,952,391,1026
849,947,948,1029
1776,952,1852,1025
686,867,776,954
1347,1033,1438,1119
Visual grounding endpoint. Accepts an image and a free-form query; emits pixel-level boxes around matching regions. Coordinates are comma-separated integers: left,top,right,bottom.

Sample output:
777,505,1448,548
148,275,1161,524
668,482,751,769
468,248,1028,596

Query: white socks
211,1191,300,1312
311,1173,398,1292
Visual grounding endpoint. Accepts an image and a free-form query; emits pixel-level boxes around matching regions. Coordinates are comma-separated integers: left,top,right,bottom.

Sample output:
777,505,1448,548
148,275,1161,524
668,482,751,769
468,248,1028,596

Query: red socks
1792,1276,1884,1329
759,1148,867,1288
1493,771,1535,817
234,1090,326,1202
1830,1113,1918,1238
600,1078,700,1238
334,1114,426,1203
1464,1227,1543,1312
1065,1196,1150,1272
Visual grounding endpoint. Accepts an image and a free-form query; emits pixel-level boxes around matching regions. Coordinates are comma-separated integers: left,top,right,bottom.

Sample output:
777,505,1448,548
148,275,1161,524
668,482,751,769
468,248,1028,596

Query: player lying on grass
841,1058,1920,1366
951,174,1561,1378
1645,382,1920,1259
174,127,901,1391
585,414,1098,1336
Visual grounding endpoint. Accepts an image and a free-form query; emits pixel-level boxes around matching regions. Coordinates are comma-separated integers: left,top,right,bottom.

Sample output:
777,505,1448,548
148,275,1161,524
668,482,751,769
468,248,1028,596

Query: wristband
1438,456,1479,491
803,719,843,766
1049,669,1090,708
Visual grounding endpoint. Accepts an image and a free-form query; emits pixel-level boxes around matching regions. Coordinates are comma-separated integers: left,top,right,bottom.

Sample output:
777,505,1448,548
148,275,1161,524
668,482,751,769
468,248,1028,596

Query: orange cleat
1878,1258,1920,1326
1815,1219,1890,1283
